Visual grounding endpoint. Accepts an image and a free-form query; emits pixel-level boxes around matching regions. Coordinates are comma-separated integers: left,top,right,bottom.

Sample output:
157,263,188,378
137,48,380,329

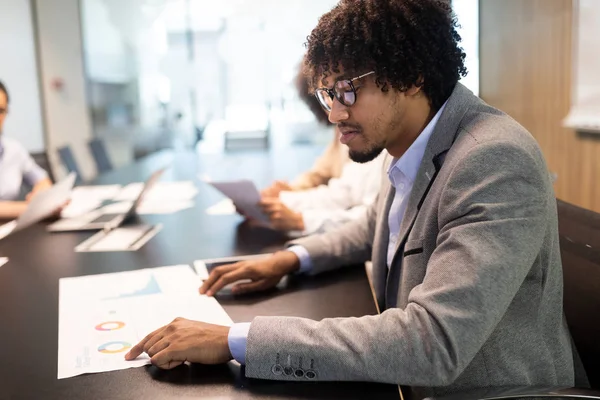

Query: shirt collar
387,101,448,188
0,137,4,158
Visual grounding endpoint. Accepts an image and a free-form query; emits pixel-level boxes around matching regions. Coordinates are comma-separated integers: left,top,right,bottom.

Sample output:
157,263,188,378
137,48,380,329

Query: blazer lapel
385,83,475,307
372,177,395,311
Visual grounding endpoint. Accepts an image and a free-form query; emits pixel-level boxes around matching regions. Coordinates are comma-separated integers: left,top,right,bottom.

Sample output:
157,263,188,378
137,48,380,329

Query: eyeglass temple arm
351,71,375,82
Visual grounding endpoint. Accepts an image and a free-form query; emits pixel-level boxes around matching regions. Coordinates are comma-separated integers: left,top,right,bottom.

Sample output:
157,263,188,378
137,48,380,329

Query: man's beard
349,144,384,163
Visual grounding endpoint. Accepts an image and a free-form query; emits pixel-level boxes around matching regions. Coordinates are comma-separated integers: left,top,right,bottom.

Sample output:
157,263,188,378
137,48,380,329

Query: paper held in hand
205,179,270,224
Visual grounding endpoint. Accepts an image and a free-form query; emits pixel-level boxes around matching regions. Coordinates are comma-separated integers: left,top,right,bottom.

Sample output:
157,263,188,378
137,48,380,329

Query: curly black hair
294,62,331,126
304,0,467,111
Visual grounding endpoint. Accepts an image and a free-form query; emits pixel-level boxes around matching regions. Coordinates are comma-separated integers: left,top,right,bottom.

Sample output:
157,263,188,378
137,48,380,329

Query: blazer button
283,366,294,376
305,370,316,379
294,369,304,378
271,364,283,375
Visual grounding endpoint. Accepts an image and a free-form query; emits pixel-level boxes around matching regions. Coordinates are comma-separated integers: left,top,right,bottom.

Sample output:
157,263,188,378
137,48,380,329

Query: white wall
34,0,95,180
563,0,600,132
0,0,45,152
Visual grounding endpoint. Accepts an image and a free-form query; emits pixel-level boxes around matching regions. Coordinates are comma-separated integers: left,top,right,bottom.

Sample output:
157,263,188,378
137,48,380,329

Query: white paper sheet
101,200,194,215
61,185,123,218
72,185,122,201
207,180,269,223
205,199,236,215
0,221,17,240
75,224,162,252
115,181,198,202
58,265,232,379
0,257,8,268
14,173,76,232
114,183,144,201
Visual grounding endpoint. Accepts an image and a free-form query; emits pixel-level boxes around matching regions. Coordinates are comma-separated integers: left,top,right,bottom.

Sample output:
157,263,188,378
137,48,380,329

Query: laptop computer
47,167,166,232
0,173,77,240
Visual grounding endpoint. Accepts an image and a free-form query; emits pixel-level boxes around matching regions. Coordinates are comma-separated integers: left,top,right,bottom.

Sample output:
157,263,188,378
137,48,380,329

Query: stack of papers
58,265,232,379
62,185,123,218
75,224,163,252
109,181,198,215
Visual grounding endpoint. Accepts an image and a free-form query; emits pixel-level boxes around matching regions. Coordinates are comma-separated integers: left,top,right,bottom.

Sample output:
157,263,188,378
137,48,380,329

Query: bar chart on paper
58,266,233,379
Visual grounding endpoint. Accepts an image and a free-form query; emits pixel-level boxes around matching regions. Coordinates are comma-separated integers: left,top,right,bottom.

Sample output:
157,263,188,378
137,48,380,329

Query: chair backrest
57,145,82,184
557,199,600,389
88,138,113,174
30,151,55,182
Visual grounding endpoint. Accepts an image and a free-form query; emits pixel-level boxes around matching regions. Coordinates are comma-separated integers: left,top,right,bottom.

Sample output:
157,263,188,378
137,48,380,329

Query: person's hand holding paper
206,180,271,225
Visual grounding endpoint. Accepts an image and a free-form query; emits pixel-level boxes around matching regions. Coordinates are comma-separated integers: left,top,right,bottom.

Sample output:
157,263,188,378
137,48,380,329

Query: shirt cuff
287,245,313,274
228,322,251,365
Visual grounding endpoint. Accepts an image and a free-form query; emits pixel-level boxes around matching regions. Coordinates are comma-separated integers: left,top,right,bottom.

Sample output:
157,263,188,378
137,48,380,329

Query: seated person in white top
257,70,386,234
0,81,52,219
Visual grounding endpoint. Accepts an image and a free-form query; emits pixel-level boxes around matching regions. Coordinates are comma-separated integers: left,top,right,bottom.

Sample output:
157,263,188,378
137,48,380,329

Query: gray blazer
244,83,577,398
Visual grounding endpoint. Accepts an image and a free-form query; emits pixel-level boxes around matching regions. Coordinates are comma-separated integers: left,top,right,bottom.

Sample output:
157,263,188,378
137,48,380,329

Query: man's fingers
142,332,165,356
152,348,184,370
125,326,164,360
206,267,256,296
147,337,171,357
231,280,271,295
199,263,242,294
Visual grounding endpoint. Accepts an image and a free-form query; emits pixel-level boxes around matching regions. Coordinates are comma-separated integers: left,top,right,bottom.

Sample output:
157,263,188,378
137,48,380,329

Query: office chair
30,151,55,182
57,145,83,185
558,199,600,389
88,138,113,174
427,199,600,399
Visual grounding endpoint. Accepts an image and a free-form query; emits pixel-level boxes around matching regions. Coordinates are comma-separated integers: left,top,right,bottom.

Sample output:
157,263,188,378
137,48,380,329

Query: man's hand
124,318,231,369
261,180,292,198
259,198,305,231
199,251,300,296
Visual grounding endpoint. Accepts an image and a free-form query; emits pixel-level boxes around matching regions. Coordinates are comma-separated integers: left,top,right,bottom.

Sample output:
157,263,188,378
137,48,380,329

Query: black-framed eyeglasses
314,71,375,112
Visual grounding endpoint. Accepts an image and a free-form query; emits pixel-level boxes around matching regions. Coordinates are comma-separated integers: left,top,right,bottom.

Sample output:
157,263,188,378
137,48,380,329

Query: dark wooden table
0,149,399,400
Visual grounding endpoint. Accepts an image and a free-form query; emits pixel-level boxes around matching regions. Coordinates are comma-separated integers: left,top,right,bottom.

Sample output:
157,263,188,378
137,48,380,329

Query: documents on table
75,224,162,252
101,200,194,215
206,179,270,223
0,173,76,240
0,221,17,241
58,265,233,379
0,257,7,268
205,199,236,215
114,181,198,202
62,185,122,218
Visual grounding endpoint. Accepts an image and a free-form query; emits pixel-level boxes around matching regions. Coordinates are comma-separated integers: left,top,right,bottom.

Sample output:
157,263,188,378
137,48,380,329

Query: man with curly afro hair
128,1,582,397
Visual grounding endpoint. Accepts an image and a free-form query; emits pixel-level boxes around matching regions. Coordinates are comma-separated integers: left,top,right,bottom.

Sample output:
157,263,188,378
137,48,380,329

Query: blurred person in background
0,80,52,219
257,66,385,234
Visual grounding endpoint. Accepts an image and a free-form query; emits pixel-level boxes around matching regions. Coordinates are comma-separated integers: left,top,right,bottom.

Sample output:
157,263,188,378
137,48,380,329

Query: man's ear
406,77,424,96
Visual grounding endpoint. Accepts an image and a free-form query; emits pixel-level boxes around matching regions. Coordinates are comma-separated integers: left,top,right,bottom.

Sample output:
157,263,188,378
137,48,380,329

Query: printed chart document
207,180,270,223
58,265,233,379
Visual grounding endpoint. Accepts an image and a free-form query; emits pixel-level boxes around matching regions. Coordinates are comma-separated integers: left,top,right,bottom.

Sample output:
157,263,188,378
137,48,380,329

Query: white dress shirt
0,136,48,200
280,151,386,235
